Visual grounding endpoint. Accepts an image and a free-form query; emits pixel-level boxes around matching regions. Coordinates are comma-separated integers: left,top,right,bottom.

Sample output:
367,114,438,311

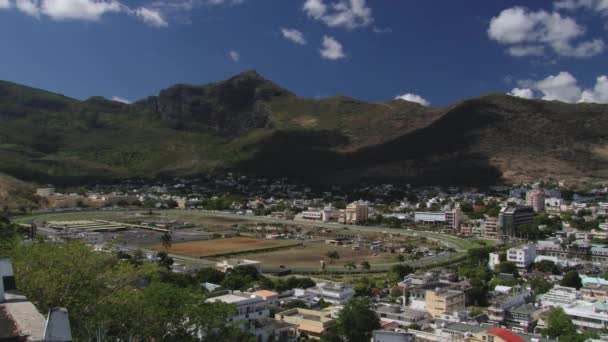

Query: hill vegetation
1,71,607,187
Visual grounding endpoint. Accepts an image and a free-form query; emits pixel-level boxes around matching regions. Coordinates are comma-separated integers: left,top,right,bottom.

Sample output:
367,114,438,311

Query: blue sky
0,0,607,106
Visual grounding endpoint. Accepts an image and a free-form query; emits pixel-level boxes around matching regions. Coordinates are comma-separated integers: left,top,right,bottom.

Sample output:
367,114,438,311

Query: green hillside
1,71,608,187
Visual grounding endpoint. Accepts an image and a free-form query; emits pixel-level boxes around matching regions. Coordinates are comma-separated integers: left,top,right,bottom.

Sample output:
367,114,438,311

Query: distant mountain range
1,70,607,187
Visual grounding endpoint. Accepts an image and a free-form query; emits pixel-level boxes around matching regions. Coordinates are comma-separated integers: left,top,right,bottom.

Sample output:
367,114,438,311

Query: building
372,330,415,342
215,259,261,273
275,308,335,339
425,288,466,318
488,253,501,271
35,187,55,198
526,190,545,213
483,217,499,239
344,202,369,224
506,244,536,269
205,292,275,341
414,212,447,225
304,281,355,305
374,303,429,328
254,290,280,306
498,207,534,238
488,286,532,324
300,210,323,221
539,285,579,307
560,300,608,330
504,303,540,332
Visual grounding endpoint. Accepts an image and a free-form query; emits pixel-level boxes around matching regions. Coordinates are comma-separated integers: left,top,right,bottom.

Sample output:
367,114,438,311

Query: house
372,330,415,342
302,281,355,305
215,259,261,273
425,288,466,318
275,308,335,339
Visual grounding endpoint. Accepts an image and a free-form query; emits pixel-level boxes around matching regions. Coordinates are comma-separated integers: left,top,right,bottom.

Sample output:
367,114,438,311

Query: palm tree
160,232,173,252
447,247,456,263
344,262,357,282
360,260,371,273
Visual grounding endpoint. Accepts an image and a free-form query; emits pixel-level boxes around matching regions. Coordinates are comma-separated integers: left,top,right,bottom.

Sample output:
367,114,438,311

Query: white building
215,259,261,273
540,285,579,307
506,244,536,269
488,253,501,271
205,292,272,341
562,300,608,330
301,281,355,305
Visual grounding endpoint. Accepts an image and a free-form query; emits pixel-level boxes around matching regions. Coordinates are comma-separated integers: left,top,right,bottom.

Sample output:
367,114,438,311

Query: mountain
0,71,607,187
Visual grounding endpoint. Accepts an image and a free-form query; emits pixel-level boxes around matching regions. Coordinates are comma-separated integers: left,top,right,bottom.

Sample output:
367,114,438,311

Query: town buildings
506,244,536,269
425,288,466,318
498,207,534,238
526,190,545,213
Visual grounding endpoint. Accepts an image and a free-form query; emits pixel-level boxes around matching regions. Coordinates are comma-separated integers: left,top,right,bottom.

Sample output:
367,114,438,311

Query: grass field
149,237,301,258
240,241,397,267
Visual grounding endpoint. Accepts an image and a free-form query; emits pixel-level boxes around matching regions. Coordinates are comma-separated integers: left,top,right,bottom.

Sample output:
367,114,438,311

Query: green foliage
528,276,553,295
322,298,380,342
220,266,272,291
273,277,316,292
543,308,583,342
533,260,562,275
495,261,519,277
388,264,414,284
560,270,583,289
7,242,239,340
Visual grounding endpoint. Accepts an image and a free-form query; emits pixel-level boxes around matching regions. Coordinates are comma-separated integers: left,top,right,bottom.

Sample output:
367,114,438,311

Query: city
2,0,608,341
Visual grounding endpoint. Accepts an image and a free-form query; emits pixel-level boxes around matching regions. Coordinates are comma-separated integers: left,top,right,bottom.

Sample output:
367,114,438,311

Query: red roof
486,328,525,342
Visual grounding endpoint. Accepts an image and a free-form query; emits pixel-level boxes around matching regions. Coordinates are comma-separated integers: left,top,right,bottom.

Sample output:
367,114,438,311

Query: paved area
1,292,45,341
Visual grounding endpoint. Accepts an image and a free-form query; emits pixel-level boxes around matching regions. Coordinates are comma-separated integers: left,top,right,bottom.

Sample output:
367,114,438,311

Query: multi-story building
344,202,369,224
482,216,499,239
498,207,535,238
506,244,536,269
504,303,539,332
425,288,466,318
488,286,531,323
35,187,55,198
536,239,608,263
303,281,355,305
526,190,545,213
374,304,429,328
561,300,608,330
275,308,335,339
414,209,462,230
539,285,579,307
372,331,415,342
488,253,501,271
206,292,273,341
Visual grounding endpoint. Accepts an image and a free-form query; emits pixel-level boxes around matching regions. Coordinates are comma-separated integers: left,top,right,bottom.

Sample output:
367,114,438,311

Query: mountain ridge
1,71,607,187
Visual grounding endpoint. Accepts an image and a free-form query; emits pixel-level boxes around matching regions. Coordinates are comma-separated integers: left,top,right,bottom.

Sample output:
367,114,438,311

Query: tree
360,260,371,273
333,298,381,342
388,264,414,283
496,261,519,277
326,250,340,264
160,232,173,252
543,307,576,338
560,270,583,289
344,262,357,272
534,260,561,275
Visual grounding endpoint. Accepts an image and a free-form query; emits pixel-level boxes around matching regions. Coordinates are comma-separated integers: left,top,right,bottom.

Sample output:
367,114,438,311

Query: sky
0,0,607,107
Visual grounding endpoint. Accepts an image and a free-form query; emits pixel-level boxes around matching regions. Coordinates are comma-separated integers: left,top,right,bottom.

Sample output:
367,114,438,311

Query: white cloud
580,75,608,103
536,72,582,102
15,0,40,17
3,0,168,27
228,50,239,61
488,6,604,58
40,0,121,21
0,0,11,9
135,7,167,27
207,0,243,5
507,45,545,57
111,96,131,104
281,27,307,45
554,0,608,14
508,88,535,99
319,35,345,60
303,0,373,29
394,93,430,106
509,71,608,104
